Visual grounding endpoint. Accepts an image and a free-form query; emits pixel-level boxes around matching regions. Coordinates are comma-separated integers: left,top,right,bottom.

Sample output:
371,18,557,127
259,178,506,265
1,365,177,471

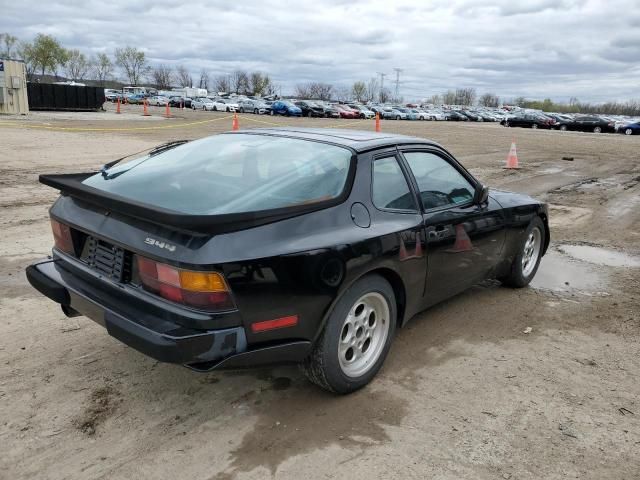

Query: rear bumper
26,260,311,369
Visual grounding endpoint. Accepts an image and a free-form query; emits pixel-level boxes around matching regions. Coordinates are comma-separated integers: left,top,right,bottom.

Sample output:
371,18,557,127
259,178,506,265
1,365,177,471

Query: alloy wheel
521,227,542,277
338,292,390,378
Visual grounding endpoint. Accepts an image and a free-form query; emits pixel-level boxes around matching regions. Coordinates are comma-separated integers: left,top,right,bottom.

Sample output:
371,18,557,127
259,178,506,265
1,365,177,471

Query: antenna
393,68,403,103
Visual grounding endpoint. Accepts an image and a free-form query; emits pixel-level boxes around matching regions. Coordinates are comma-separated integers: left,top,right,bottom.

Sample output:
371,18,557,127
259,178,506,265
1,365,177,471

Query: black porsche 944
27,128,549,393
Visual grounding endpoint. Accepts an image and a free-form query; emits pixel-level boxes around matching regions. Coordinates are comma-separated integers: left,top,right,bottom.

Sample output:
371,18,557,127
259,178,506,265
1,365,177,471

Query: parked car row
500,111,640,134
104,89,640,134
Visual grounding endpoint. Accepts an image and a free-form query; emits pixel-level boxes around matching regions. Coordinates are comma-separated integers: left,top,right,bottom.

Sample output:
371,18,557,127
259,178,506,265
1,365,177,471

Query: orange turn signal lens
136,255,234,312
179,270,227,292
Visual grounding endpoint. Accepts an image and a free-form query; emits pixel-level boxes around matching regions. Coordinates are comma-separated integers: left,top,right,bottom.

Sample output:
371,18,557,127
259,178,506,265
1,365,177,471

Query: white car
423,109,446,121
147,96,169,106
191,97,215,111
211,99,238,112
348,105,376,119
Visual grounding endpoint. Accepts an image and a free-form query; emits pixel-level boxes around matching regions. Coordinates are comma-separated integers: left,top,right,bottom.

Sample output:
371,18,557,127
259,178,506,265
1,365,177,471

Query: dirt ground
1,105,639,480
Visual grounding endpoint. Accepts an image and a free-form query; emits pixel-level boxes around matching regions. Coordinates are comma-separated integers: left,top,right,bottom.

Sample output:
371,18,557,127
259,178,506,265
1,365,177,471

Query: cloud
2,0,638,102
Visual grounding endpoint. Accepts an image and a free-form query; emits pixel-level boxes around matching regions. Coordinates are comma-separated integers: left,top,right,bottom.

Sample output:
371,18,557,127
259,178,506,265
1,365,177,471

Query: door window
403,151,475,210
372,156,416,211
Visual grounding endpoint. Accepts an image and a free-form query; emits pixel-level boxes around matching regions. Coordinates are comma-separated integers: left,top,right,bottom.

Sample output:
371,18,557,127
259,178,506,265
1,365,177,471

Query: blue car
620,121,640,135
270,100,302,117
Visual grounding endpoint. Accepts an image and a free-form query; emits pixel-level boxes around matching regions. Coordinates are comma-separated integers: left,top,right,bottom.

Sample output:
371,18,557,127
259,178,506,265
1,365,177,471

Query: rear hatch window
82,134,353,215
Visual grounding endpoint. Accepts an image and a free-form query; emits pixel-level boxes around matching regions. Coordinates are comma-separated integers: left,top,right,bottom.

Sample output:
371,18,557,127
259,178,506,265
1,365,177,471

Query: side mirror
474,184,489,205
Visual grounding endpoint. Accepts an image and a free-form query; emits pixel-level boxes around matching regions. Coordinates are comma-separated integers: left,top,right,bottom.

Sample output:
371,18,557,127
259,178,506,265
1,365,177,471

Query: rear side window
372,156,416,211
82,134,352,215
403,151,475,210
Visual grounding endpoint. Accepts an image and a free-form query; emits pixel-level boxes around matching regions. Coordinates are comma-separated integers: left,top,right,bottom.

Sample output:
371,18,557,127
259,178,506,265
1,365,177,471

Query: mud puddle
531,250,609,295
558,245,640,268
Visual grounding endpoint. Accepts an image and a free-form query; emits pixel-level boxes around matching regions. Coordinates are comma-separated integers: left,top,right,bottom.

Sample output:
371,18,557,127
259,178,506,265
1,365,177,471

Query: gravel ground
1,106,639,479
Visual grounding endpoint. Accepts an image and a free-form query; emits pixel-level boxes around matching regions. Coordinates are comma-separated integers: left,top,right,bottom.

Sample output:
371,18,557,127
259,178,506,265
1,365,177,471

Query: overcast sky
3,0,639,102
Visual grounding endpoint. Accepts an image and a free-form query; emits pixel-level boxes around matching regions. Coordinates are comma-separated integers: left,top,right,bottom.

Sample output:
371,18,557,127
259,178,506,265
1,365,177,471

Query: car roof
225,127,442,153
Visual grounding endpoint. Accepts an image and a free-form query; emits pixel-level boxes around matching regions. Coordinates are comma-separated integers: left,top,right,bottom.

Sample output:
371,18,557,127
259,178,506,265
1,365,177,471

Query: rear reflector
136,255,234,312
251,315,299,333
51,219,75,255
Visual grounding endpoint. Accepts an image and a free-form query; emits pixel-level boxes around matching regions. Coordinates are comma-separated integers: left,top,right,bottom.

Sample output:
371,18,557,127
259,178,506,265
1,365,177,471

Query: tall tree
479,92,500,107
198,68,209,89
17,41,37,80
442,90,457,105
115,46,149,85
351,81,367,102
249,71,274,96
295,83,311,98
230,69,249,94
152,64,173,89
0,33,18,58
379,87,391,103
309,82,333,100
426,94,442,105
92,53,113,87
29,34,68,77
64,49,90,81
214,75,230,93
175,65,192,87
365,77,379,103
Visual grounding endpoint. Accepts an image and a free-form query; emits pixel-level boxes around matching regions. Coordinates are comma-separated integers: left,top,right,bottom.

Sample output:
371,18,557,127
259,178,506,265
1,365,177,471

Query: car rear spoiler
39,172,341,235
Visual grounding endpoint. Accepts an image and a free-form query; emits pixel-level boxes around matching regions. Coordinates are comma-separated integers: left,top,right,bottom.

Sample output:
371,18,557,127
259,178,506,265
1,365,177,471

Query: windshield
82,134,352,215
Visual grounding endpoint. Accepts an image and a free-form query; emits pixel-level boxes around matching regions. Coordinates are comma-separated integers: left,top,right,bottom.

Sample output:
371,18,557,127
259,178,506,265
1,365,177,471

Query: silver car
191,97,215,111
238,99,269,114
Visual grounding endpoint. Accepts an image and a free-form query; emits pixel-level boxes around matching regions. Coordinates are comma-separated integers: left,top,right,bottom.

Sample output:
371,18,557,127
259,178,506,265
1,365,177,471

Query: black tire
594,126,602,133
239,107,245,113
625,128,633,135
254,108,259,114
307,111,313,118
270,110,275,116
395,115,400,120
302,274,397,394
226,107,230,112
213,106,217,111
500,216,545,288
560,125,568,131
532,123,538,129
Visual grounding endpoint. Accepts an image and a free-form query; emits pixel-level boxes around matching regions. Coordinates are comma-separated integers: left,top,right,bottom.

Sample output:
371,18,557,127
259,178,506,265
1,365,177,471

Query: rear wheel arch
314,267,407,345
538,212,551,255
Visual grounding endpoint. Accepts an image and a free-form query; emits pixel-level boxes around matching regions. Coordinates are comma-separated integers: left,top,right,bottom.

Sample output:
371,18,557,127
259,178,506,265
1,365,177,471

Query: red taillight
51,219,75,255
136,256,235,312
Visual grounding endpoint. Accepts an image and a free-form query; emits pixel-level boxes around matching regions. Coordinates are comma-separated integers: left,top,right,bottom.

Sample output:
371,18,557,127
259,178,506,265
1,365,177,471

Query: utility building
0,58,29,114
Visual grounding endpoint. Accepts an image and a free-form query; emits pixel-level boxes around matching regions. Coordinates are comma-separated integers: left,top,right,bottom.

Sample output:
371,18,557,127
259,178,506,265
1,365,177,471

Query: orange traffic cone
448,224,473,252
115,97,121,114
505,139,519,168
164,102,172,118
375,112,381,132
142,99,151,117
232,113,239,131
414,235,423,257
